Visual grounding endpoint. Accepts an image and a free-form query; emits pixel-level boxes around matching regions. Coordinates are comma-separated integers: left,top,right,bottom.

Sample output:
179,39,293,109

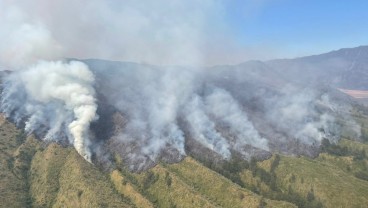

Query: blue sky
224,0,368,59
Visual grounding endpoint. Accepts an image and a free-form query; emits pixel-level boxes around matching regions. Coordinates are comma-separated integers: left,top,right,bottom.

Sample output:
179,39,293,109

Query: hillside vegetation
1,113,368,207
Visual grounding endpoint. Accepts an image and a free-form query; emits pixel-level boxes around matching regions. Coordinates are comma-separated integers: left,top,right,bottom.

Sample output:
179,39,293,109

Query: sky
224,0,368,60
1,0,368,66
221,0,368,59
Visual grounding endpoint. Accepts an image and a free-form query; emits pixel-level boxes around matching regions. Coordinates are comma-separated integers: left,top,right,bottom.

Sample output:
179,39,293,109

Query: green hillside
1,113,368,207
0,115,35,207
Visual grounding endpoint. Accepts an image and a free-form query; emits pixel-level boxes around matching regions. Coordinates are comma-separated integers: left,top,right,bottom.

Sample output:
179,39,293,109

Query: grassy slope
127,163,217,208
0,115,32,207
30,144,71,207
256,151,368,208
44,148,132,208
166,157,295,208
316,144,367,179
1,112,368,208
116,157,294,208
110,170,154,208
340,138,368,152
0,115,133,208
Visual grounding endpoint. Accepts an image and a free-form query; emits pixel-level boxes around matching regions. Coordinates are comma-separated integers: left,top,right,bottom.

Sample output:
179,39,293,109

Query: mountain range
1,46,368,207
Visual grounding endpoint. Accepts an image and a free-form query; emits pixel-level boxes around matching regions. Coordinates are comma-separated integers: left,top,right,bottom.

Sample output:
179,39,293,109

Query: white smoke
184,94,232,159
0,5,63,69
104,67,196,161
204,88,269,152
0,0,226,66
93,62,272,165
0,1,271,164
266,88,339,145
1,0,360,169
1,61,98,161
0,2,98,161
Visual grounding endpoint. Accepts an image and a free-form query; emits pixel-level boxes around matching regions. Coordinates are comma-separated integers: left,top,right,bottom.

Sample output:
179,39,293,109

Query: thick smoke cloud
0,2,99,161
113,67,193,161
0,0,226,66
93,65,270,167
1,61,98,161
204,88,269,151
184,94,231,159
0,5,63,69
266,88,338,145
0,0,276,66
0,1,362,170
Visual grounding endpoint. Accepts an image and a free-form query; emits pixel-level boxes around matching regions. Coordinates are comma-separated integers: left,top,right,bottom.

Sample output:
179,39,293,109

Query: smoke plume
0,2,100,161
0,1,362,170
266,88,338,145
90,63,272,169
184,94,232,159
204,88,269,151
0,5,62,69
1,61,98,161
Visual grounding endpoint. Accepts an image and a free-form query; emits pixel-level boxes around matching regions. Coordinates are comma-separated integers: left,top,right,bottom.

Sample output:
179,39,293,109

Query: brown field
338,88,368,99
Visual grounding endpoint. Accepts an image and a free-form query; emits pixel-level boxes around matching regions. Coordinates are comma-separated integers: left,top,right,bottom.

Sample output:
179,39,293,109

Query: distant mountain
267,45,368,90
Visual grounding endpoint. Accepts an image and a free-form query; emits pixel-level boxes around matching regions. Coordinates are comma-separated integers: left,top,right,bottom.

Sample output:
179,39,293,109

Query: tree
258,197,267,208
307,188,315,202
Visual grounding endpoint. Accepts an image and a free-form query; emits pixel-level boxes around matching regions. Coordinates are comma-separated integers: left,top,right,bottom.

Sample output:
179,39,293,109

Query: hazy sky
1,0,367,66
225,0,368,60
